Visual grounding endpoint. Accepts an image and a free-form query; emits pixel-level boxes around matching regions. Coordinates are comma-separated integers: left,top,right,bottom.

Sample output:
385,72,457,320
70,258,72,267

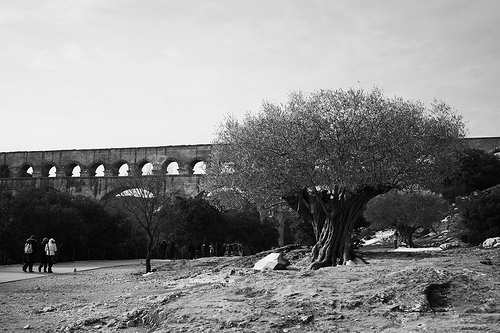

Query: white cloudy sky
1,0,499,152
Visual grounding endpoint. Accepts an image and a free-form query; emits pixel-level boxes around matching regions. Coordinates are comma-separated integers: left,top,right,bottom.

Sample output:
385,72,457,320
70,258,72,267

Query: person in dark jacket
22,235,38,273
38,237,49,273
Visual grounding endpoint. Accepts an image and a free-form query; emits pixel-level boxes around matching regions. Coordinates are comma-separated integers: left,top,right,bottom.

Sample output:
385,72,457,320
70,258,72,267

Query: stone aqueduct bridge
0,137,499,202
0,144,212,202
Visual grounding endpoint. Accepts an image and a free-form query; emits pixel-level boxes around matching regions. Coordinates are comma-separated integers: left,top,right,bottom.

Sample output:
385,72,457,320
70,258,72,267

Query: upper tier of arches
0,144,212,179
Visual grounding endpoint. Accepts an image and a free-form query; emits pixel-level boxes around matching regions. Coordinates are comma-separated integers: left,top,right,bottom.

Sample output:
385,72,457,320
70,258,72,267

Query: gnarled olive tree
204,87,466,269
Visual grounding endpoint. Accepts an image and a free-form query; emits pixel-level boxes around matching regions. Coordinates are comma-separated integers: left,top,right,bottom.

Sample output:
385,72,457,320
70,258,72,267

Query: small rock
300,314,314,324
482,237,500,248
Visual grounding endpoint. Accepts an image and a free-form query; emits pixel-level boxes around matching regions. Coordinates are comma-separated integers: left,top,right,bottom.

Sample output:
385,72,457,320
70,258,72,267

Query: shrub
456,184,500,244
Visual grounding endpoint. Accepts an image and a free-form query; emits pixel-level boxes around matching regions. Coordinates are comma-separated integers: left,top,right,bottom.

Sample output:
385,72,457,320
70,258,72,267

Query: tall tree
110,175,175,273
204,87,466,269
364,189,449,247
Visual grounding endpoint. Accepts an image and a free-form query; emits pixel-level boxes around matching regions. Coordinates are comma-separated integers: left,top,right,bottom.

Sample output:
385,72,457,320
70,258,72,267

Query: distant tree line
0,186,283,266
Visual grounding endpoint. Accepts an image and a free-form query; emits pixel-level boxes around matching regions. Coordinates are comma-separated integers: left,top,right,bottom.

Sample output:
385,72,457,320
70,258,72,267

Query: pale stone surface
253,252,290,271
482,237,500,248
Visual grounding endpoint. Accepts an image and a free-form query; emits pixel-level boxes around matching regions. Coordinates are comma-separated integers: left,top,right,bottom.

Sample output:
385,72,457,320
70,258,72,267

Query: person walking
22,235,38,273
169,241,176,260
45,238,57,273
38,237,49,272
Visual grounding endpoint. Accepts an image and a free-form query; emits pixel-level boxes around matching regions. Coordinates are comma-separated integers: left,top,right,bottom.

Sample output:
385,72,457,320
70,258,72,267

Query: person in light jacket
45,238,57,273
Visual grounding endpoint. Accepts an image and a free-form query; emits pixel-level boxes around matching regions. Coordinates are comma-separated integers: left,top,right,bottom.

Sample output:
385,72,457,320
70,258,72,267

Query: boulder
482,237,500,249
253,252,290,271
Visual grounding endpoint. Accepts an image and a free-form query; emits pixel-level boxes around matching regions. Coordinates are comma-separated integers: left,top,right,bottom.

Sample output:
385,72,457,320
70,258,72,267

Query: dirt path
0,247,499,332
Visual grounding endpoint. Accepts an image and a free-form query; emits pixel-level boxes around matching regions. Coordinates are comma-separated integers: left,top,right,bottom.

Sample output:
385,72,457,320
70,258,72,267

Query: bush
441,148,500,202
456,184,500,244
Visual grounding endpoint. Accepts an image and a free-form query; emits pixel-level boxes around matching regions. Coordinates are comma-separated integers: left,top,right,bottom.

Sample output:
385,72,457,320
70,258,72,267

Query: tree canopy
456,184,500,244
204,87,466,268
364,189,449,247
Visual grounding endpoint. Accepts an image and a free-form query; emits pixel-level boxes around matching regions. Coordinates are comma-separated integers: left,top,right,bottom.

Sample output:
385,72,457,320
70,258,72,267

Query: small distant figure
38,237,49,273
45,238,57,273
393,231,399,249
22,235,38,273
169,241,176,260
188,243,195,259
201,243,207,257
209,243,215,257
159,240,167,259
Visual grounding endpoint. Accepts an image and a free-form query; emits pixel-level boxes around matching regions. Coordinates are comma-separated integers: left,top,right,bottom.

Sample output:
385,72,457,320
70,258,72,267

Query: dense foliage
441,148,500,202
364,189,449,247
0,188,129,264
456,184,500,244
166,196,280,255
222,209,280,252
0,182,282,266
204,87,466,268
166,195,229,247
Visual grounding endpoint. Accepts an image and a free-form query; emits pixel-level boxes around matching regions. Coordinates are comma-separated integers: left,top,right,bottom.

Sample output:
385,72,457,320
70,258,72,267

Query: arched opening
44,165,57,178
141,162,154,175
66,163,81,177
112,161,129,177
118,164,129,177
166,161,179,175
90,163,106,177
18,165,33,178
0,165,10,178
192,161,207,175
117,188,154,198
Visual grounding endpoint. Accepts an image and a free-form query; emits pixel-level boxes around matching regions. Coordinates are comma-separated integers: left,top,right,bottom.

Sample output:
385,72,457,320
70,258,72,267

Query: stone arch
137,159,153,176
65,162,81,177
190,159,207,175
163,159,180,175
19,164,34,178
113,160,130,177
0,165,10,178
98,185,133,205
98,183,156,205
42,163,57,177
89,162,107,177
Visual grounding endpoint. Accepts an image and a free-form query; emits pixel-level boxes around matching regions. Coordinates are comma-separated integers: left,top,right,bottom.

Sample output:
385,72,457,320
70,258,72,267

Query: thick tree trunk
396,225,417,248
309,197,364,269
286,185,393,270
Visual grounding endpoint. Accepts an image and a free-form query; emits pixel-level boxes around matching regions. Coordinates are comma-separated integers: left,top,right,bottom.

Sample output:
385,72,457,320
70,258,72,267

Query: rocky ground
1,244,499,333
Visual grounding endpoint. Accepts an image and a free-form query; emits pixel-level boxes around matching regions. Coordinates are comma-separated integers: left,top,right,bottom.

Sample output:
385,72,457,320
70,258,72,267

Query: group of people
22,235,57,273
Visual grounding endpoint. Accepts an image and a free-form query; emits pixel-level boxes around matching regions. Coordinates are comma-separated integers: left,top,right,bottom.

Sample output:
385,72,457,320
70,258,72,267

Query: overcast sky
1,0,499,152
